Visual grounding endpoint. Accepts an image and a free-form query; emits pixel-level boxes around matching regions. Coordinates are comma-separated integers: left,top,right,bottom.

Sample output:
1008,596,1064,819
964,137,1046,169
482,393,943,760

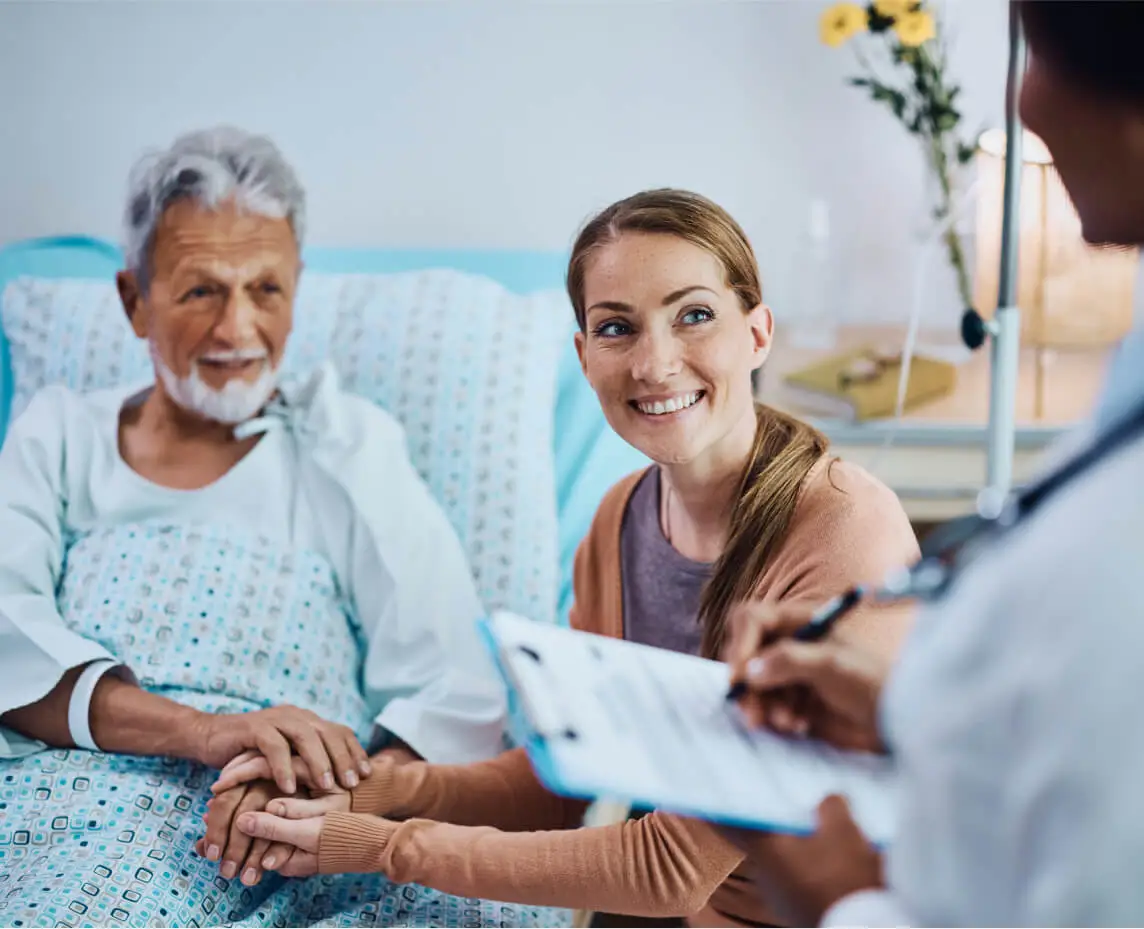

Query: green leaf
957,142,977,164
848,77,872,87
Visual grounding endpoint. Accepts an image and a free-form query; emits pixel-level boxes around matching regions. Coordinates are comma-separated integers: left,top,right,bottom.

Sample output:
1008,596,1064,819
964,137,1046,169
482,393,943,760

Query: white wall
0,0,1011,327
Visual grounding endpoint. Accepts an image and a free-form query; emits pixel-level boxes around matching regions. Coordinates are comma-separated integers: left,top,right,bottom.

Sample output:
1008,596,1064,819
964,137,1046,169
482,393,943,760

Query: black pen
725,586,866,702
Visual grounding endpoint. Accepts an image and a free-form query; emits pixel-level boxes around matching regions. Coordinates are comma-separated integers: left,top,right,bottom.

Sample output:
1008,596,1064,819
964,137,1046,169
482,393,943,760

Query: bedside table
756,327,1111,524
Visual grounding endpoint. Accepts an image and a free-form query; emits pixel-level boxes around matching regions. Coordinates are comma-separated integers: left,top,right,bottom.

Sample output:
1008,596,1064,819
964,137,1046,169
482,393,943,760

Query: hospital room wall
0,0,1032,328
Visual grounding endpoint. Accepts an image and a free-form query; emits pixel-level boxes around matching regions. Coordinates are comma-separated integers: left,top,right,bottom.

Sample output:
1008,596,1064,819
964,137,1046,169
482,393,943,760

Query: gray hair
123,126,306,284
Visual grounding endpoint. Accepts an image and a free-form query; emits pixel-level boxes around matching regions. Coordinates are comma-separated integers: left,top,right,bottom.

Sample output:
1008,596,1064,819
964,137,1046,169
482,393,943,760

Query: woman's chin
622,428,704,467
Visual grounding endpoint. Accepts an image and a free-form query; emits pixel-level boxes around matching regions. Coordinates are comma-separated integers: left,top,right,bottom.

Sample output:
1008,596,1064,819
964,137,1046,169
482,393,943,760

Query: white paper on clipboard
482,611,899,845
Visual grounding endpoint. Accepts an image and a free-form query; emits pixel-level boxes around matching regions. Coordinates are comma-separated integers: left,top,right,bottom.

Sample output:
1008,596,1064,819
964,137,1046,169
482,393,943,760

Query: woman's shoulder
800,455,906,517
788,455,919,563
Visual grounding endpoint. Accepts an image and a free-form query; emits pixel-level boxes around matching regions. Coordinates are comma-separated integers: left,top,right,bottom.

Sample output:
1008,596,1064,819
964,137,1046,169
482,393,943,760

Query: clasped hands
191,704,412,886
195,750,352,886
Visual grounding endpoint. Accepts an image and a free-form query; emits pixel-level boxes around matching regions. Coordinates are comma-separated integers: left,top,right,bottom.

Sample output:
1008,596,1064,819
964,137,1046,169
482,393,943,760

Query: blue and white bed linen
0,368,507,764
0,370,572,925
0,521,568,927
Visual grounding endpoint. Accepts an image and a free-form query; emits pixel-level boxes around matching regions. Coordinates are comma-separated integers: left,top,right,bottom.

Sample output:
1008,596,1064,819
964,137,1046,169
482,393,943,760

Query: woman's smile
630,389,706,418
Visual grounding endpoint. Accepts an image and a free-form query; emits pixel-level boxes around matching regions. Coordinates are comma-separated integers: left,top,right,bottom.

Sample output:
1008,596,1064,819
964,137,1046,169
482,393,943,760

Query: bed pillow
0,269,569,625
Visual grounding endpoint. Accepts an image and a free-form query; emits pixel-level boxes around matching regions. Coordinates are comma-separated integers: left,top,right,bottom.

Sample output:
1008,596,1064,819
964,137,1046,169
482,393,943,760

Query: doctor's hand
725,601,900,753
719,795,884,927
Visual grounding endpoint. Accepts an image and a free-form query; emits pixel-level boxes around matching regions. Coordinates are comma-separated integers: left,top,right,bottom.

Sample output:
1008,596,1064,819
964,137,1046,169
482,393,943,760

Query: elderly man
0,127,560,928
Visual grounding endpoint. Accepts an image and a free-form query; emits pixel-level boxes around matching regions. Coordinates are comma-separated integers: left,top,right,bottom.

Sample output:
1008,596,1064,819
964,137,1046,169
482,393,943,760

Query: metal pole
985,3,1026,499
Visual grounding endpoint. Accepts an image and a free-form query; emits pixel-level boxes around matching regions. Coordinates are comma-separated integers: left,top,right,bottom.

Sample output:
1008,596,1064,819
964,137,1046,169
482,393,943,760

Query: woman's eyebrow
587,286,718,315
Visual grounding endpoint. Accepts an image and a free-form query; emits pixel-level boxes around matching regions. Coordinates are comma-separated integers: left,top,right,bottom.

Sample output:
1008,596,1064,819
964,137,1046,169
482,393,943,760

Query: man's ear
748,303,774,372
117,271,148,339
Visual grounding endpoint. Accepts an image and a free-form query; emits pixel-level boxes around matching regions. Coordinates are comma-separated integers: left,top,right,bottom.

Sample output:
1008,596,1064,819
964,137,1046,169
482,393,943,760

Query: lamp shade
973,128,1139,348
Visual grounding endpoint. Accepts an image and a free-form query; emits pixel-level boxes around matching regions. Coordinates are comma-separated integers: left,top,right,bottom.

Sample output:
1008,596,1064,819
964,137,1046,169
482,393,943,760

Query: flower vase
916,153,977,337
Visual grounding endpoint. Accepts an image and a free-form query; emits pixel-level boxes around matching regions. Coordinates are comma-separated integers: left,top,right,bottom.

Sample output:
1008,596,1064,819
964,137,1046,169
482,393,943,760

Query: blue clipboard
477,612,898,845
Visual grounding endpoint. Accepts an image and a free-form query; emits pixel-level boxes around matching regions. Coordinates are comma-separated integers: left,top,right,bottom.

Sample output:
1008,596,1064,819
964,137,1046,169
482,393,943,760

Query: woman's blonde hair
567,188,829,658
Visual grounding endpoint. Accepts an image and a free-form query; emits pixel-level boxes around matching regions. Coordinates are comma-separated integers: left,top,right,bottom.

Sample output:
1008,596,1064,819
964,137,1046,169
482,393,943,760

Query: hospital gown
0,371,569,928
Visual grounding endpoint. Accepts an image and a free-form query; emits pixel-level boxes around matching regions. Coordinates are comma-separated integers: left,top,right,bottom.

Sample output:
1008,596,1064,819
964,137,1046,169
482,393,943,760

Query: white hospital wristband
67,659,119,751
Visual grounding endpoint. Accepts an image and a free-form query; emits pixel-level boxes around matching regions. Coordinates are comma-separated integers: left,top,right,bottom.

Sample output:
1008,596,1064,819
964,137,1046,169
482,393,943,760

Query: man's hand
720,795,884,927
195,779,297,887
725,600,899,753
211,742,416,796
191,706,372,794
235,809,325,878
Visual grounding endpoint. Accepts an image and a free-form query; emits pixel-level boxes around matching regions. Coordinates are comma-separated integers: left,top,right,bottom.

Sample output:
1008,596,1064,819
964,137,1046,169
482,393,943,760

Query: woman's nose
630,332,682,384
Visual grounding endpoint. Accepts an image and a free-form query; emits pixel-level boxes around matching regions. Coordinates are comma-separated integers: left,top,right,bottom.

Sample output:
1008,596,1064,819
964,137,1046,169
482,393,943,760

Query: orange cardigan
319,458,920,925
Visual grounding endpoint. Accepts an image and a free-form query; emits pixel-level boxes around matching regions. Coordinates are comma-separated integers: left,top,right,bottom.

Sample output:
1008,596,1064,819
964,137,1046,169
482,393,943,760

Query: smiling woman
566,190,911,660
221,190,922,929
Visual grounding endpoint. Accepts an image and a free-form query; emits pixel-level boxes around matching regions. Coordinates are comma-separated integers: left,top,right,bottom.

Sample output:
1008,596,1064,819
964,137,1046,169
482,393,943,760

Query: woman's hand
192,705,372,794
212,751,328,794
235,809,326,878
720,795,884,926
725,600,897,753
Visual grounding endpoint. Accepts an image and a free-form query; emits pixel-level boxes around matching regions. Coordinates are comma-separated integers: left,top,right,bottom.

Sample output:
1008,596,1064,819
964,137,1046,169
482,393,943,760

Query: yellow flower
820,2,868,47
873,0,915,17
894,9,936,46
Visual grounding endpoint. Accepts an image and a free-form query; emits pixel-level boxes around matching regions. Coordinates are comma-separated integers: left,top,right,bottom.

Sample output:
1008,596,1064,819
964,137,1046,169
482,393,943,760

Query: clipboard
478,611,898,845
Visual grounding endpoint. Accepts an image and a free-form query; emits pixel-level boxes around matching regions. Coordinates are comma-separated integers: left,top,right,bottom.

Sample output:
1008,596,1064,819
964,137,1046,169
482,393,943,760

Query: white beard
151,343,279,425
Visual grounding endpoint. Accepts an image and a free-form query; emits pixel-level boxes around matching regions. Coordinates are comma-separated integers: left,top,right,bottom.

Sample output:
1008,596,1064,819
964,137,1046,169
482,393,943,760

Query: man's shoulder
335,389,405,442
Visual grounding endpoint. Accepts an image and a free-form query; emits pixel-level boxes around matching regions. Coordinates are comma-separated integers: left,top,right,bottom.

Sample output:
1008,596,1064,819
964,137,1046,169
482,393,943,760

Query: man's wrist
66,660,120,750
166,704,213,763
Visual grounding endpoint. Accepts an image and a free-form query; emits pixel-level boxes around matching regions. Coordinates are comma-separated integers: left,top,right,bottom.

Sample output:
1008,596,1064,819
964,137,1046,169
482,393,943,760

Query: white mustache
198,348,268,363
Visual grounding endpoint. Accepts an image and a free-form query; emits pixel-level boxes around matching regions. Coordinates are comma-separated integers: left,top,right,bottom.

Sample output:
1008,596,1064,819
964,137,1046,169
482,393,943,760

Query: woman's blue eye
680,307,714,325
594,321,631,338
183,286,212,301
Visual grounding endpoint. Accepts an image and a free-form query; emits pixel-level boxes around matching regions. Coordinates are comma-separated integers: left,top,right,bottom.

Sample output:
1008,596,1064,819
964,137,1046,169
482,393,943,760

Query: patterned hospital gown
0,522,569,928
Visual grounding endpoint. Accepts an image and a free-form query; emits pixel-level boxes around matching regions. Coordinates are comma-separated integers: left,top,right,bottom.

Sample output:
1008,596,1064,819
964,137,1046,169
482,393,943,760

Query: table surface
755,325,1113,520
756,325,1110,447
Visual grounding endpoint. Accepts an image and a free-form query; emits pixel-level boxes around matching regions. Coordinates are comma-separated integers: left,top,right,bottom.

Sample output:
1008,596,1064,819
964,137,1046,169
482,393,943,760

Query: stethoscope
871,400,1144,607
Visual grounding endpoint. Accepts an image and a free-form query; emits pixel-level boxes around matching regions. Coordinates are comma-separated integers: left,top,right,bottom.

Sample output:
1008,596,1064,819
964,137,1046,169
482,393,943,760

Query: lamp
973,127,1139,419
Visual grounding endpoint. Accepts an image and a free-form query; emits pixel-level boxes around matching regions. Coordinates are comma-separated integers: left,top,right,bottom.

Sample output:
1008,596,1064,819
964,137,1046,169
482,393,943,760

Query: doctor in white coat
721,2,1144,925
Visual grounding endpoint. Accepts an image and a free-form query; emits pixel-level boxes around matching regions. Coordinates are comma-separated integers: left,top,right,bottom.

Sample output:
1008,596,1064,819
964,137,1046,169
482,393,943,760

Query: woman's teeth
635,391,703,416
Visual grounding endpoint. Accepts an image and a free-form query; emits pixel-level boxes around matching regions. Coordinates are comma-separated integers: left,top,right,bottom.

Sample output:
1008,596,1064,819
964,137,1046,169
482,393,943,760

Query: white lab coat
826,396,1144,923
0,364,507,764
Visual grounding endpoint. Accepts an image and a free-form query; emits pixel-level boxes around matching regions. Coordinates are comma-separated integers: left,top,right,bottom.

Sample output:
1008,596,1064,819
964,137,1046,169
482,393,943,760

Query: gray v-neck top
619,468,713,657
